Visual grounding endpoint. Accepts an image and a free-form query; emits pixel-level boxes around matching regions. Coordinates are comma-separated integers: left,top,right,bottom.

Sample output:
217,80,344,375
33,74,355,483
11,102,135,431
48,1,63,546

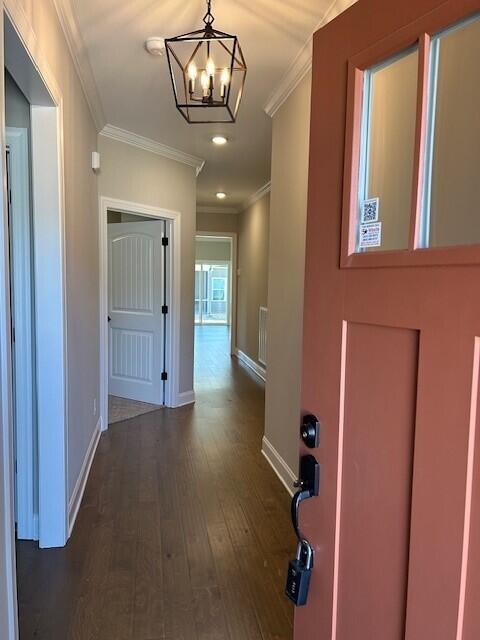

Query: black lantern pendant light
165,0,247,124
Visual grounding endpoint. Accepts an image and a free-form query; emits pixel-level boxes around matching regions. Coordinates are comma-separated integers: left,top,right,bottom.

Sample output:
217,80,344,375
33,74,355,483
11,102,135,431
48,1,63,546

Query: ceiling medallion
165,0,247,124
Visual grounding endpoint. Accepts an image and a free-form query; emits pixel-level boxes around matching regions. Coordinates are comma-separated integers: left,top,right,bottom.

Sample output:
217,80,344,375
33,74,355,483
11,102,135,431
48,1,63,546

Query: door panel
464,379,480,639
297,0,480,638
108,222,164,404
111,233,154,313
337,324,418,640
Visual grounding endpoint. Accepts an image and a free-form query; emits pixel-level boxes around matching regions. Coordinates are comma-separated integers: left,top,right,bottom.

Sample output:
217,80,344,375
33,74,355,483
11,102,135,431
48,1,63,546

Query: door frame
6,127,37,541
99,196,181,427
1,4,70,638
195,232,237,355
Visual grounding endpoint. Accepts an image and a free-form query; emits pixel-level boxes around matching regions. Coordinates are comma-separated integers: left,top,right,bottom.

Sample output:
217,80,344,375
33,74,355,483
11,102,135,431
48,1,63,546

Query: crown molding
100,125,206,176
264,0,357,118
242,181,271,211
264,41,312,119
197,205,239,215
52,0,106,131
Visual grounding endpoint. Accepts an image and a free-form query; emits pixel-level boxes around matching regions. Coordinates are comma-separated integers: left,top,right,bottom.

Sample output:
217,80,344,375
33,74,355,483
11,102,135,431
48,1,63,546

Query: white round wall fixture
216,192,227,200
145,37,166,56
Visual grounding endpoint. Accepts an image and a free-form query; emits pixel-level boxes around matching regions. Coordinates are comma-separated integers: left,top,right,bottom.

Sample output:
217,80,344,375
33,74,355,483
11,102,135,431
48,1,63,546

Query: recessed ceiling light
216,192,227,200
212,136,228,146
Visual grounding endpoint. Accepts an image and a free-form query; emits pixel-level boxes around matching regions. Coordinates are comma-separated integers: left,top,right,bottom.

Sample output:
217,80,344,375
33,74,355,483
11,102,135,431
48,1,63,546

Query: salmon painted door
298,1,480,638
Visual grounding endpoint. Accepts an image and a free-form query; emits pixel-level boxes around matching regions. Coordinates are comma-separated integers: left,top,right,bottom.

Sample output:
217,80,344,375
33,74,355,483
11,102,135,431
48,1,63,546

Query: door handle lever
291,488,312,540
291,455,320,542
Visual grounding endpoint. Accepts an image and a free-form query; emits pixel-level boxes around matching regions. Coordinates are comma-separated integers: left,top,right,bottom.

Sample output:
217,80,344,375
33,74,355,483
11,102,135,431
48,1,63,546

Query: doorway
194,233,237,357
1,8,68,558
1,8,71,638
106,211,167,423
99,197,182,426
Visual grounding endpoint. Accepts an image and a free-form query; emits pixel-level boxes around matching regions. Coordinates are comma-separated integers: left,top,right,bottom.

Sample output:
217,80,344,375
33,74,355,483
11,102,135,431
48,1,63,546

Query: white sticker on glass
361,197,380,223
359,222,382,248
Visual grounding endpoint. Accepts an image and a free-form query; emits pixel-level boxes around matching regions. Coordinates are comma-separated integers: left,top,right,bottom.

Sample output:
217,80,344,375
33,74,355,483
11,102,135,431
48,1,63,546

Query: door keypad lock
285,539,314,606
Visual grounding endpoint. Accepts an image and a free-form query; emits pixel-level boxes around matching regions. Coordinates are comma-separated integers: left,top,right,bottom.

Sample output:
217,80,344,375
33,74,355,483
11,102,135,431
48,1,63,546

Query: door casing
99,196,183,428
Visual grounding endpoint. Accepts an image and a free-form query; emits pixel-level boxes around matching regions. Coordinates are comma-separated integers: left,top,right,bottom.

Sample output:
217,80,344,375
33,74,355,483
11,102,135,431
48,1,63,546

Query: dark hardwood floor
17,325,296,639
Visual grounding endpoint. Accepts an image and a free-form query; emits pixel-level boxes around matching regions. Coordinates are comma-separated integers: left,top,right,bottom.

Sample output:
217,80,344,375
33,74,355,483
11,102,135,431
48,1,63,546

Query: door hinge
162,305,168,315
162,237,169,246
161,371,168,381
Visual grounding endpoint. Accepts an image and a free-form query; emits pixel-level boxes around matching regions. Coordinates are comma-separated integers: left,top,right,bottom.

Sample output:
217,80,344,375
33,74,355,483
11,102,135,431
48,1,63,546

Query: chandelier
165,0,247,124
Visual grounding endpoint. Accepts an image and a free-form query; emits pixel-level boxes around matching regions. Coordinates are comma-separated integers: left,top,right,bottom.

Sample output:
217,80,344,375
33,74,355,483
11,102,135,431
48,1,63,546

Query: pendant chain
204,0,215,26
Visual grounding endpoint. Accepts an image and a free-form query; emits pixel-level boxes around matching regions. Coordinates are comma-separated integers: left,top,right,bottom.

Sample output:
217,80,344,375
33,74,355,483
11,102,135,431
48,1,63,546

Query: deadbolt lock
300,414,320,449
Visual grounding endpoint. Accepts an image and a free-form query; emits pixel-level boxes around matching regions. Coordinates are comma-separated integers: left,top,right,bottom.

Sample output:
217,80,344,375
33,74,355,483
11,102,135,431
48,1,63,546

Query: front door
108,221,166,405
298,1,480,638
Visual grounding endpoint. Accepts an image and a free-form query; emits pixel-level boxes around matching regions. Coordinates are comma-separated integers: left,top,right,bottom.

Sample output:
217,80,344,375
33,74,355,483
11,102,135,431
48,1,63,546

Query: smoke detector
145,37,165,56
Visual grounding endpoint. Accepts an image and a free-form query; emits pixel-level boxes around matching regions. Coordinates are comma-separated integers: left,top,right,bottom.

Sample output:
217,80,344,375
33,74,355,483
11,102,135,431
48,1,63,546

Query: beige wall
236,193,270,365
98,136,197,395
264,73,312,475
197,211,238,233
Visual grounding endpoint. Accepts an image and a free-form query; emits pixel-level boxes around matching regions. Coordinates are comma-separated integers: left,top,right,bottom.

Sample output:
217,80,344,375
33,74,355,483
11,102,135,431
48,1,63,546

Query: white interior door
108,221,165,404
7,128,38,540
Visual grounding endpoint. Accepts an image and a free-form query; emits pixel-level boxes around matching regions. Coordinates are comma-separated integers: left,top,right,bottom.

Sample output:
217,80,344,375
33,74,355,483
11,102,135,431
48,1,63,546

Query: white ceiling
68,0,347,209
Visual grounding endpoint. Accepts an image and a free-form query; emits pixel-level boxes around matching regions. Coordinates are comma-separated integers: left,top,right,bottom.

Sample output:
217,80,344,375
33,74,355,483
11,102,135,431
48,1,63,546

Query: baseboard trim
261,436,296,497
174,390,196,407
68,418,101,537
235,348,267,382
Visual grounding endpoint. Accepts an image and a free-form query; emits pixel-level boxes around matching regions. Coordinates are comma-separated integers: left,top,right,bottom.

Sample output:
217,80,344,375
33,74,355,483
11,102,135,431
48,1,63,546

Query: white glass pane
422,16,480,248
357,48,418,252
194,262,229,324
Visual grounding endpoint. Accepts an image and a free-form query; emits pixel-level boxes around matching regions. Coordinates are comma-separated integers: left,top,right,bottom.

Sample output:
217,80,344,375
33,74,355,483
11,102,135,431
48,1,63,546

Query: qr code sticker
361,198,379,223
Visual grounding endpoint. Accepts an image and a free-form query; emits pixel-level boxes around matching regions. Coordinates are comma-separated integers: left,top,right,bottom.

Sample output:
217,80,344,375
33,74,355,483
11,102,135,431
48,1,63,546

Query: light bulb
187,62,197,95
201,71,210,96
220,68,230,98
206,57,215,77
221,68,230,86
188,62,197,81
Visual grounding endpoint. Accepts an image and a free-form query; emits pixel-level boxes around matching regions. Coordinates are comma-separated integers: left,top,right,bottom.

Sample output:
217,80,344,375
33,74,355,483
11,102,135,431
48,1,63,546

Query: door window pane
212,277,226,301
421,16,480,248
357,48,418,252
194,263,229,324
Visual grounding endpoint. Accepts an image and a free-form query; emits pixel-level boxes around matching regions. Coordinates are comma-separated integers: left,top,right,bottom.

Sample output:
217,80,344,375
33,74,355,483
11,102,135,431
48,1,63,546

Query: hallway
16,326,295,639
